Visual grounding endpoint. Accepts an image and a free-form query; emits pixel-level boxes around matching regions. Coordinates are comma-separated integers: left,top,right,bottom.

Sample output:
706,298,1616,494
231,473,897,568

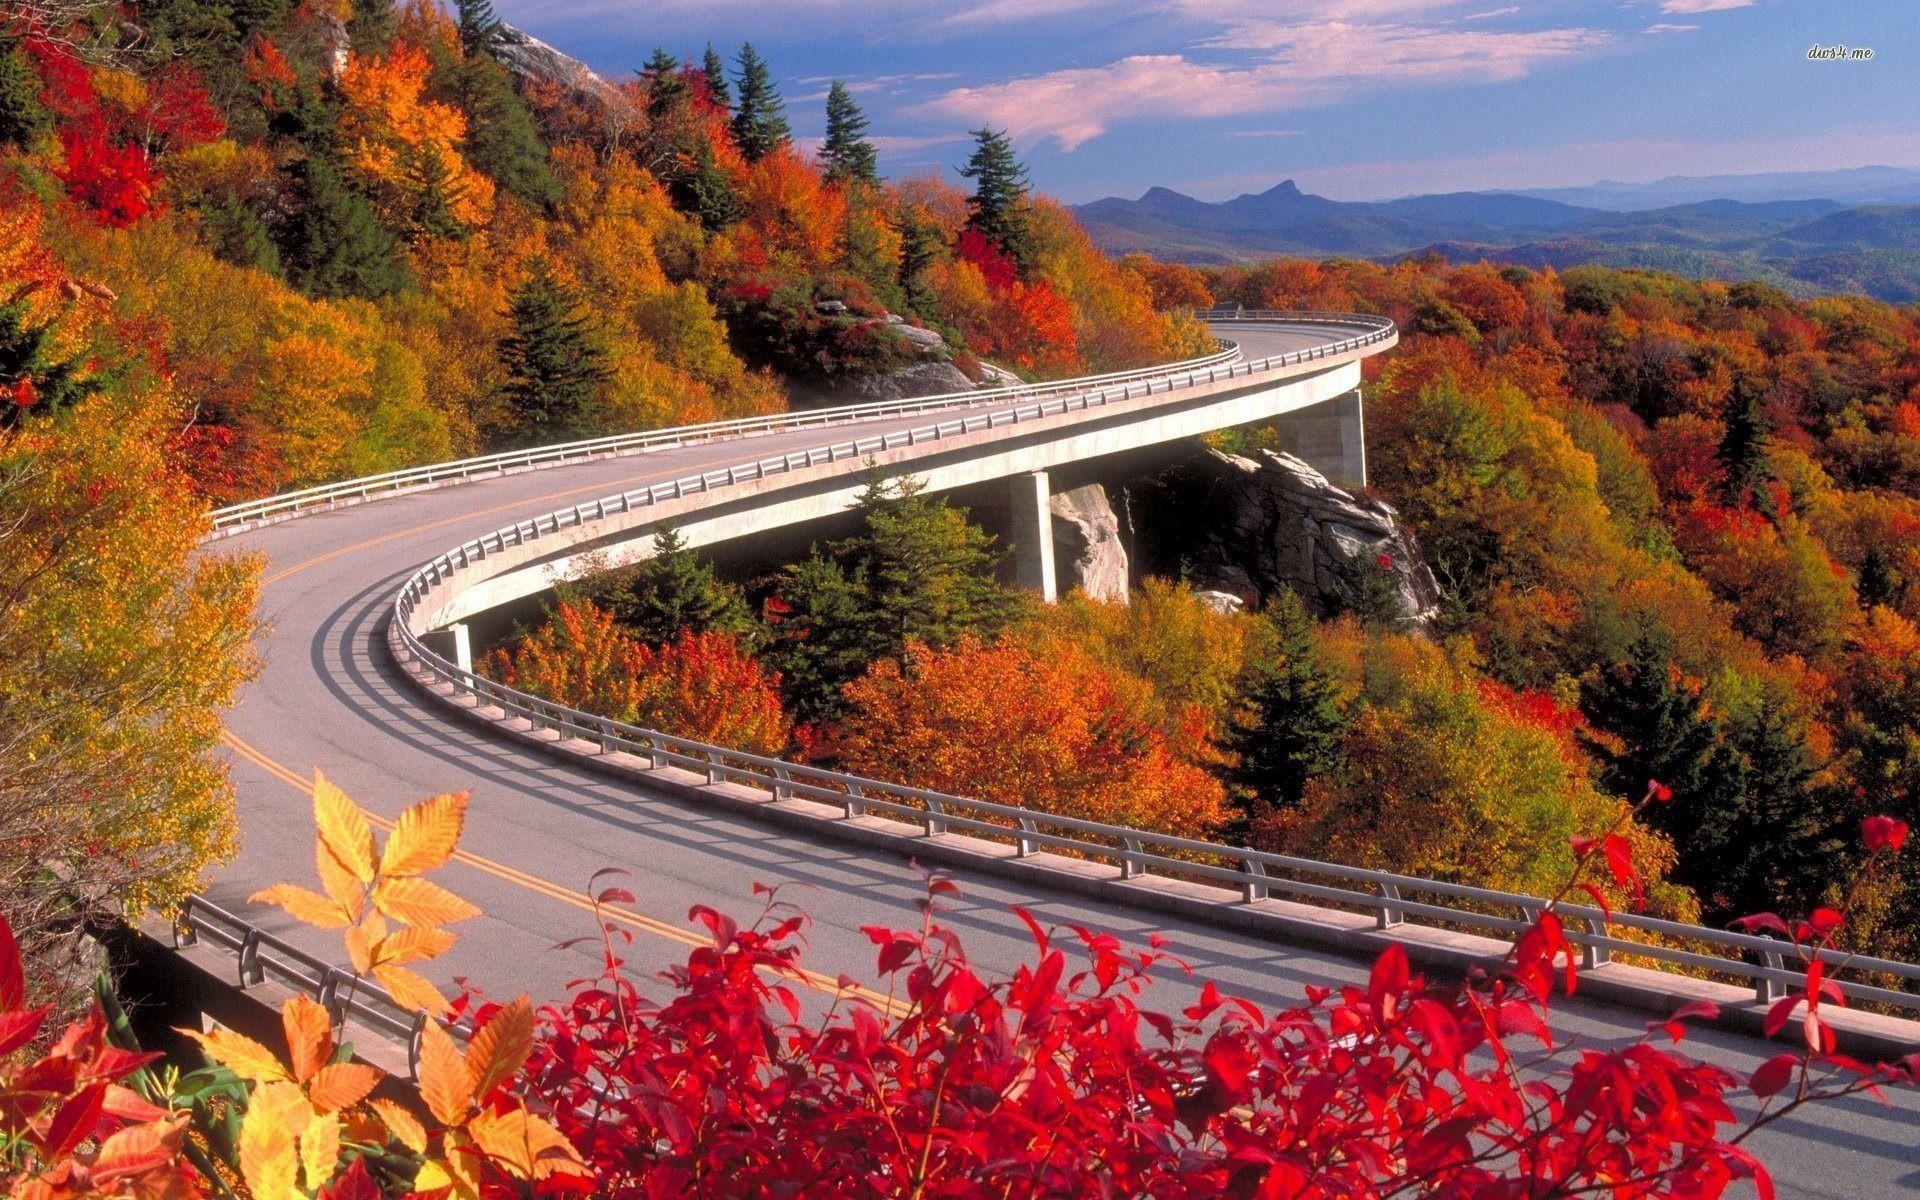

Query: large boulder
1125,447,1443,629
491,24,622,108
1050,483,1130,603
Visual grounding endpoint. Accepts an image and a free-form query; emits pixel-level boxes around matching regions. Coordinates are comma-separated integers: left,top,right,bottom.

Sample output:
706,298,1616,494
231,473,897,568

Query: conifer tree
766,472,1018,723
641,47,688,121
603,528,755,646
409,143,468,241
701,43,730,109
959,127,1034,269
821,81,878,186
897,207,943,317
455,0,501,59
0,36,48,151
1223,590,1349,819
281,154,410,300
729,43,791,162
499,264,611,444
449,53,558,208
1717,378,1771,508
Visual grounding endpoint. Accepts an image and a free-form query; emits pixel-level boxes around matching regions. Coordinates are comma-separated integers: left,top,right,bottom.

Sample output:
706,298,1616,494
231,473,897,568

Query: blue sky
493,0,1918,203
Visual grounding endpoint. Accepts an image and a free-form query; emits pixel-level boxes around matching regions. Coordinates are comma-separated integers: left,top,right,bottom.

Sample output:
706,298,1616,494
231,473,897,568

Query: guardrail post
1120,836,1145,879
1583,915,1612,969
772,767,792,801
1756,950,1785,1004
924,798,947,836
316,970,344,1026
408,1013,429,1080
844,784,865,819
1241,859,1269,903
648,736,667,769
1377,882,1404,929
1016,816,1038,857
705,759,720,786
237,929,264,987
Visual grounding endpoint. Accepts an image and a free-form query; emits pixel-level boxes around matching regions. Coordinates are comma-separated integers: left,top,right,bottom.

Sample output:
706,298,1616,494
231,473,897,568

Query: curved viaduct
200,317,1918,1195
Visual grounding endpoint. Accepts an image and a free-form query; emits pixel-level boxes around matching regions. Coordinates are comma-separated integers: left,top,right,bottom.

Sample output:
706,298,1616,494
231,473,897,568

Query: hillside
1074,179,1920,302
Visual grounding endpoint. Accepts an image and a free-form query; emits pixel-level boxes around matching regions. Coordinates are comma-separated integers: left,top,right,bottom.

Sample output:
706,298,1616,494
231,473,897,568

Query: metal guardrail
205,342,1255,535
175,897,461,1074
375,310,1920,1019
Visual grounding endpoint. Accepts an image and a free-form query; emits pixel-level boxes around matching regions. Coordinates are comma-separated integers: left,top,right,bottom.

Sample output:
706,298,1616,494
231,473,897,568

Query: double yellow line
222,719,905,1017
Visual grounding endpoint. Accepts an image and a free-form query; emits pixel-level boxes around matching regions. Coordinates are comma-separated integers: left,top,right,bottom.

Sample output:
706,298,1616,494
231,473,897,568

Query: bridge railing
380,310,1920,1020
208,343,1238,535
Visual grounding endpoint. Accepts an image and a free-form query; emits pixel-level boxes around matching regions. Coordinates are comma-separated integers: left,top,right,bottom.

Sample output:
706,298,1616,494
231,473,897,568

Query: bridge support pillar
1273,388,1367,489
1009,470,1058,603
423,623,474,674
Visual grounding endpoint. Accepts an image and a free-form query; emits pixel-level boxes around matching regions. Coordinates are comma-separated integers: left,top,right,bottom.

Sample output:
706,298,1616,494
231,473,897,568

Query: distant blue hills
1071,167,1920,302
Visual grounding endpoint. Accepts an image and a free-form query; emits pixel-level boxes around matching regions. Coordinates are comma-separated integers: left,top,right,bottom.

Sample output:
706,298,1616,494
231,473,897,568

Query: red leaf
318,1156,381,1200
1750,1052,1799,1098
1862,815,1909,853
0,915,23,1010
44,1083,107,1159
0,1006,49,1057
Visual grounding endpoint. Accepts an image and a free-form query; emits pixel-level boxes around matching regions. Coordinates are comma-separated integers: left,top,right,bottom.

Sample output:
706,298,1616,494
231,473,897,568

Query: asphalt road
208,323,1920,1197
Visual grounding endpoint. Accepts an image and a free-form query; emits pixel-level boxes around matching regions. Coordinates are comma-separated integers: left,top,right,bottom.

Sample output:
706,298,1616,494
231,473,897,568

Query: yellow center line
220,729,906,1016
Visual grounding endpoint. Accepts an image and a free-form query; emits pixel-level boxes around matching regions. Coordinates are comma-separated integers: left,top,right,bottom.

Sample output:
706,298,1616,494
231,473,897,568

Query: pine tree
675,139,744,230
1584,631,1730,813
448,54,558,208
897,207,943,318
499,264,612,444
1717,377,1771,507
409,143,468,241
701,43,730,110
821,81,878,186
0,295,109,429
1858,544,1903,611
1223,591,1349,820
281,154,410,300
603,528,755,646
729,43,791,163
455,0,500,59
0,36,48,151
959,127,1034,270
766,471,1019,723
641,47,687,121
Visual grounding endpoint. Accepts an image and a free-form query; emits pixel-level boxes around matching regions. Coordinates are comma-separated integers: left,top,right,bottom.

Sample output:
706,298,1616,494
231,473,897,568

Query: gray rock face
491,24,622,107
1126,447,1443,630
808,360,978,405
1050,484,1130,603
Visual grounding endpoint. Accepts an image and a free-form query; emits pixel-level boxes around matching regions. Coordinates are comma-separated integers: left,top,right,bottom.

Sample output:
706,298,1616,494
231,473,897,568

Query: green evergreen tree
0,296,110,429
597,528,755,645
820,81,878,186
641,47,688,121
446,54,557,208
701,43,730,109
499,264,612,444
0,36,49,151
729,43,790,163
281,154,410,300
675,139,744,230
1584,631,1730,813
455,0,500,59
897,208,943,317
959,127,1034,269
1858,544,1903,611
1223,590,1350,821
766,471,1019,723
1334,549,1412,627
1717,377,1771,508
408,143,468,242
200,198,283,275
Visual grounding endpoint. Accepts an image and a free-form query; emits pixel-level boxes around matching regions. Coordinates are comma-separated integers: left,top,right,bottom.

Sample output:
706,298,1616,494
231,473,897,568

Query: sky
492,0,1919,204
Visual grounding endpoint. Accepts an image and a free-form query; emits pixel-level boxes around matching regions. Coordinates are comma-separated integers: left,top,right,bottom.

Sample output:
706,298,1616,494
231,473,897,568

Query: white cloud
1657,0,1752,11
1229,129,1306,138
1643,22,1698,33
924,21,1608,150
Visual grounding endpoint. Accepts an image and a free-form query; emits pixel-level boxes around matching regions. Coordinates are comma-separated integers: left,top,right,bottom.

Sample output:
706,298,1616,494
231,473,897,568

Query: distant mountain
1071,177,1920,303
1503,166,1920,212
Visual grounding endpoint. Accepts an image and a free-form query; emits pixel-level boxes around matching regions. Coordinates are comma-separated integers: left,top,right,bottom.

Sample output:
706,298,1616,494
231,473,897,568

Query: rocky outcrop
491,24,622,108
790,307,1001,406
1050,484,1130,603
1125,447,1443,629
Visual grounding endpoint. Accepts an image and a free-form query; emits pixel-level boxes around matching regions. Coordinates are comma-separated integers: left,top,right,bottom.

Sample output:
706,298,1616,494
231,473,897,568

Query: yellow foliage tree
338,42,496,233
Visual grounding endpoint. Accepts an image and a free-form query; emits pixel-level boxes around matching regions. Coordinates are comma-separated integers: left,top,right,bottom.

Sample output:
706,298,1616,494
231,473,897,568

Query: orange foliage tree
484,601,790,755
828,636,1229,837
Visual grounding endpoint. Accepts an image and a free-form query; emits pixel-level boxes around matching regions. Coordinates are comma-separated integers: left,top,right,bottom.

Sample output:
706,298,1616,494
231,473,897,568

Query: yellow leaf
344,922,376,976
467,1107,583,1180
417,1018,474,1126
465,996,533,1098
380,790,468,878
299,1109,341,1191
376,925,458,967
248,883,350,930
307,1062,381,1113
238,1094,300,1200
369,1099,426,1154
185,1028,290,1085
282,996,334,1085
316,841,369,922
313,771,378,883
373,963,451,1019
373,875,481,928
